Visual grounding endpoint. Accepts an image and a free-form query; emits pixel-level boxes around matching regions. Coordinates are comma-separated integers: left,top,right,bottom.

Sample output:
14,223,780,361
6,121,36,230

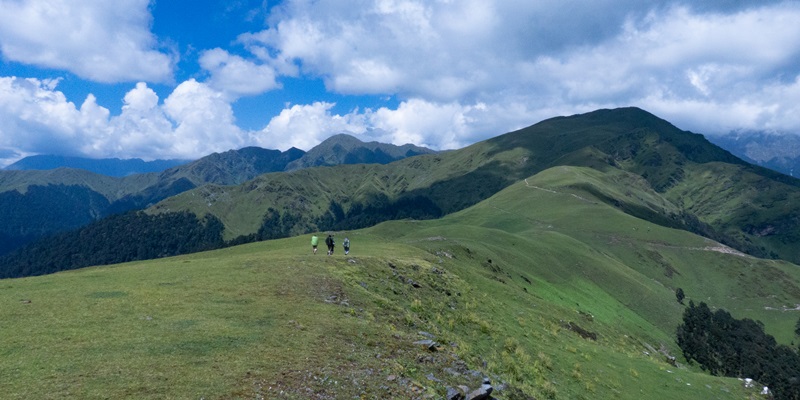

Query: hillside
0,137,431,257
285,133,437,171
2,166,795,399
0,168,159,254
152,107,800,265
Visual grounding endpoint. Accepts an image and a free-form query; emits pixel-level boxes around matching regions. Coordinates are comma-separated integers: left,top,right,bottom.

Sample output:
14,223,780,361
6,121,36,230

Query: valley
2,107,800,398
2,164,798,398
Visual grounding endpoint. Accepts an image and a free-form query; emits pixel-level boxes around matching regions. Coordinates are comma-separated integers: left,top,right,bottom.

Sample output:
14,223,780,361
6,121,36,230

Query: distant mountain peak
707,130,800,177
4,154,191,177
284,133,437,171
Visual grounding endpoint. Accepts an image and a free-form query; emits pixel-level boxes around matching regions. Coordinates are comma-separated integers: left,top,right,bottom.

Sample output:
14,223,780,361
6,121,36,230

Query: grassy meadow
3,166,796,399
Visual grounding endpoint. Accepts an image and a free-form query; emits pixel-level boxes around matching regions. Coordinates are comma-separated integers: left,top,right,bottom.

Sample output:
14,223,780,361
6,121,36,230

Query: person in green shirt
311,235,319,254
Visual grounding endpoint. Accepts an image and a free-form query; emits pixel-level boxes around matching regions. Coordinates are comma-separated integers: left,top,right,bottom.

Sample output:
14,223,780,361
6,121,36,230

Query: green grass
3,166,796,398
147,107,800,269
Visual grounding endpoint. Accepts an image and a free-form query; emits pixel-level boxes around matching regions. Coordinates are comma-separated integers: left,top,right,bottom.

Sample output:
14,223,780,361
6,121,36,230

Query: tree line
0,211,225,279
0,194,443,279
677,301,800,399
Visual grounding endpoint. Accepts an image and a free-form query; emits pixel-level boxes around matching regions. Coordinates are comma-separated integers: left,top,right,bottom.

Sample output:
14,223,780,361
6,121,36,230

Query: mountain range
0,135,436,256
3,155,191,177
148,107,800,263
3,107,800,398
706,131,800,178
3,106,800,280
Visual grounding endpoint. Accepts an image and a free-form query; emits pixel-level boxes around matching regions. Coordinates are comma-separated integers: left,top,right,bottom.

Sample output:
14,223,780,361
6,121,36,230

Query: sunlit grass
3,166,794,398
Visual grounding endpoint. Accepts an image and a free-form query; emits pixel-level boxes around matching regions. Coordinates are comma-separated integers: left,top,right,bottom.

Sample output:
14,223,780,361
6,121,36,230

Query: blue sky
1,0,799,167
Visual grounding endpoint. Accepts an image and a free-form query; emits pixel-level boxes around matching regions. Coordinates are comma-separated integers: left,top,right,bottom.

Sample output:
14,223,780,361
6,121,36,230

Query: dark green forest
0,211,225,279
0,194,443,279
677,301,800,399
225,196,442,245
0,185,112,255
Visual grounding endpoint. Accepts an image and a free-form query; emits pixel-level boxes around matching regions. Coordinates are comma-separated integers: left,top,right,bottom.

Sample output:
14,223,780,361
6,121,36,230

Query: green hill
2,165,796,399
151,107,800,265
0,137,433,258
284,133,437,171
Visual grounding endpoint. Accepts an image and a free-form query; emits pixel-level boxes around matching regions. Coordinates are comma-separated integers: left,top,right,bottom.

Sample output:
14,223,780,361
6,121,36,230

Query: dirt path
523,180,751,258
523,179,594,203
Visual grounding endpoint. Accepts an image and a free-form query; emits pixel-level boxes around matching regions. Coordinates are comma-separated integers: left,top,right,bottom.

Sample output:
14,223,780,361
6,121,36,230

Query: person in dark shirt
325,234,335,255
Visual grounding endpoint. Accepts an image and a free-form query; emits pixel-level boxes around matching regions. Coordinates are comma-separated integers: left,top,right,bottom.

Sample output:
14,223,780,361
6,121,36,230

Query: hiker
325,234,334,255
311,235,319,254
343,237,350,255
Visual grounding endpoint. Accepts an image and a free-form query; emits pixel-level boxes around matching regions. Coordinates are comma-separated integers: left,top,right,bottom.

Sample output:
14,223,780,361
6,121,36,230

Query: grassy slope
0,168,157,199
666,161,800,261
149,161,472,239
4,166,795,399
150,108,800,267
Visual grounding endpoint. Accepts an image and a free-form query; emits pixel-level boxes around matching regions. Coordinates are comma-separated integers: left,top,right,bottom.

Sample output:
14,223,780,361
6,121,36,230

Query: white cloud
5,0,800,167
0,77,102,159
368,99,490,150
162,79,248,156
240,0,505,100
199,48,281,99
241,0,800,137
257,98,538,152
0,0,174,83
257,102,368,150
0,77,254,166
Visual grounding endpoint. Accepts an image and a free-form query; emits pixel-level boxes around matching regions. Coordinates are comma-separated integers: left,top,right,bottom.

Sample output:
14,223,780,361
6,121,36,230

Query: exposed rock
406,278,422,288
467,378,493,400
413,339,440,351
561,320,598,340
446,386,466,400
426,373,441,382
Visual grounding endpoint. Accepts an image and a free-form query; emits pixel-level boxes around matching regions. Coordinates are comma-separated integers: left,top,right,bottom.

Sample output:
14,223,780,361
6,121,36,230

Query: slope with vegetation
8,107,800,280
0,136,431,258
151,107,800,265
284,133,436,171
3,165,796,399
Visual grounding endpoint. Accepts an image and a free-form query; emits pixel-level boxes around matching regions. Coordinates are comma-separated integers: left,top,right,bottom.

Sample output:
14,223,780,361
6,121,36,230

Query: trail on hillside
524,178,594,203
521,180,750,258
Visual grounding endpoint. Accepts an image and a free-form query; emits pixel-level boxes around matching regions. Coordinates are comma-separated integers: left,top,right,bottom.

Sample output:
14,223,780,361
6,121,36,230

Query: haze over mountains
3,155,191,177
707,131,800,178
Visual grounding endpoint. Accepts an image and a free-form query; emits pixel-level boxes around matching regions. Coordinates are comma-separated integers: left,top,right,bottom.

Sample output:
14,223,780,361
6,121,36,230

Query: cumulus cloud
4,0,800,167
0,0,173,83
255,98,538,152
257,102,368,150
199,48,281,99
0,77,253,166
240,0,800,138
162,79,248,155
0,77,107,158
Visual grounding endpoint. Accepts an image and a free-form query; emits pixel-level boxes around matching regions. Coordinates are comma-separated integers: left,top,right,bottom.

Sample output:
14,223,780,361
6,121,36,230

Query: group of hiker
310,234,350,255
